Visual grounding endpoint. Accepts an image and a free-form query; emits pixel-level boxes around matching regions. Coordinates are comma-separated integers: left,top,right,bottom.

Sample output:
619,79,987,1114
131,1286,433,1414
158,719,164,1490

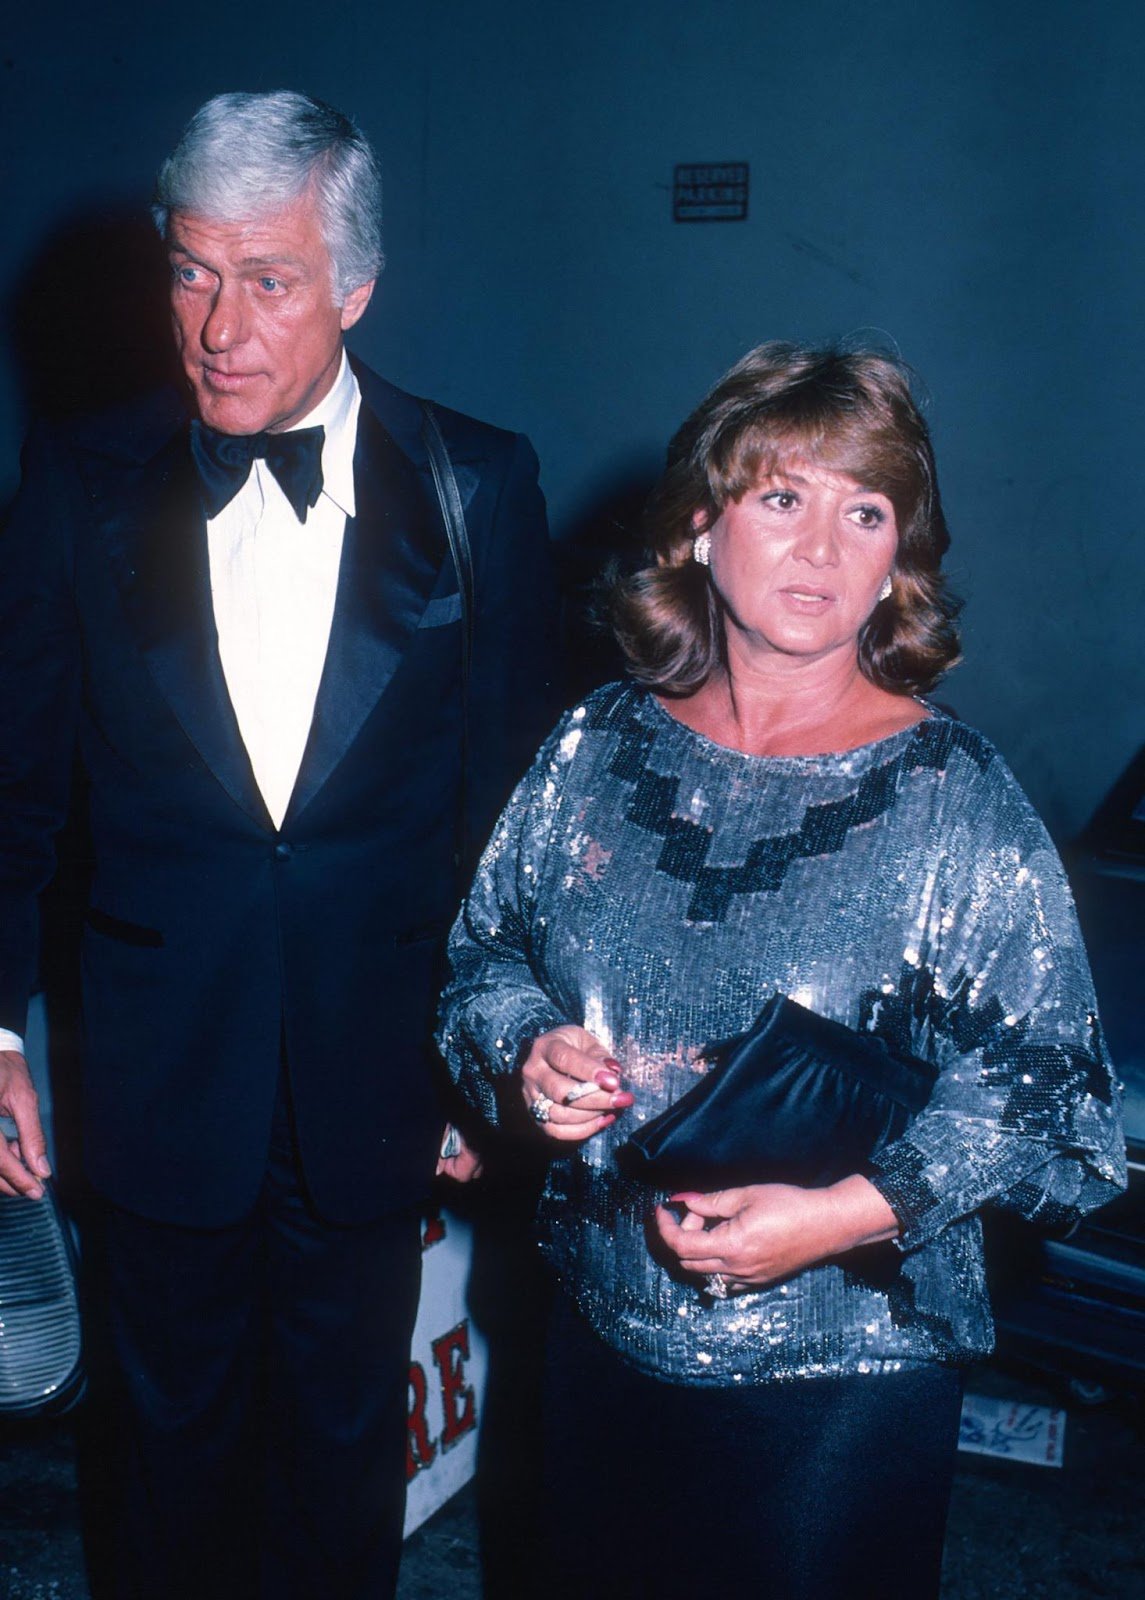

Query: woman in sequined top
438,343,1125,1600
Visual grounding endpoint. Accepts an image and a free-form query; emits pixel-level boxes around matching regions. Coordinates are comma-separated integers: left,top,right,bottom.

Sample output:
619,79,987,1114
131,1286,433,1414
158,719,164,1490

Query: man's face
166,189,373,435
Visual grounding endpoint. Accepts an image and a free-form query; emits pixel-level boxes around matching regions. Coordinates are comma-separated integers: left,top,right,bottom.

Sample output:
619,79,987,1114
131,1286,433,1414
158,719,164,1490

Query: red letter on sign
406,1361,437,1480
431,1321,477,1450
421,1208,447,1249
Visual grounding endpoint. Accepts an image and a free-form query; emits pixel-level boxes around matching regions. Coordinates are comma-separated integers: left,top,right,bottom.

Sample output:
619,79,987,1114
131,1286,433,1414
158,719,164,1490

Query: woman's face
703,461,898,671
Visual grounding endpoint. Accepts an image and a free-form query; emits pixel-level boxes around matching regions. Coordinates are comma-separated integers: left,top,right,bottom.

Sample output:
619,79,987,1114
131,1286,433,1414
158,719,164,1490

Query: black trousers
542,1296,964,1600
83,1082,422,1600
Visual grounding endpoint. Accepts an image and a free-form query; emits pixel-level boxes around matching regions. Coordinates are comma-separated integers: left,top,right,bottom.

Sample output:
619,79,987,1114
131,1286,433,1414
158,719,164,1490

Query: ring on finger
530,1093,555,1126
704,1273,730,1299
563,1080,599,1106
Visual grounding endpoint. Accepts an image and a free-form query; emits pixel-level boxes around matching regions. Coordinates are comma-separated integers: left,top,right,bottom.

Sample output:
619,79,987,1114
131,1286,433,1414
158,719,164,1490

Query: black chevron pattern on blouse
859,960,1114,1113
587,685,992,923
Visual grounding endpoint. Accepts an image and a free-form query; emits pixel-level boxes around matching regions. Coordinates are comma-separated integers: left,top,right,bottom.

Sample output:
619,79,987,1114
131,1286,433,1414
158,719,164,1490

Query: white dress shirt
208,349,360,829
0,352,362,1060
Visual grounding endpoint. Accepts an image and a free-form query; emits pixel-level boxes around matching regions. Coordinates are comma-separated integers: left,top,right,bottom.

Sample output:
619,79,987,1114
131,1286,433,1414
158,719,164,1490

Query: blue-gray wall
3,0,1141,838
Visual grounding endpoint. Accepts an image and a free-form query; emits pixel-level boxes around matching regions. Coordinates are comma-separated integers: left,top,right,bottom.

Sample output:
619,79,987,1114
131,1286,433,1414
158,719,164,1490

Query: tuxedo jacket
0,360,558,1226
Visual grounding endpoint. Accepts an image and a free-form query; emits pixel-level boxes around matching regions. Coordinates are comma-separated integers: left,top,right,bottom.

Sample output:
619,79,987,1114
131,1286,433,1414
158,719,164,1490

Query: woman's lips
780,586,835,608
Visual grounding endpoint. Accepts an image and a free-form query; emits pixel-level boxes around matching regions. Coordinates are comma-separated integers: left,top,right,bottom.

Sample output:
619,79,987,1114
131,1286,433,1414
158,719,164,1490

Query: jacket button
275,842,293,860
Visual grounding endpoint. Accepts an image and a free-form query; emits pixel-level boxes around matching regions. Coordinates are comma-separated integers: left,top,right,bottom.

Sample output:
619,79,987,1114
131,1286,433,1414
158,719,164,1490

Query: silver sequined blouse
438,684,1125,1385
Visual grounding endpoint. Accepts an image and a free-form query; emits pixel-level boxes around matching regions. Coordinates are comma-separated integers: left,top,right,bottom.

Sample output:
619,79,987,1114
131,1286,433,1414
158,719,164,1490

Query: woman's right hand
519,1026,634,1144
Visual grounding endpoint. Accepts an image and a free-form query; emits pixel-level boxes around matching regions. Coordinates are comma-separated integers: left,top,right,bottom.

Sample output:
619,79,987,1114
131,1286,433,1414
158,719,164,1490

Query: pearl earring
692,532,711,567
879,576,893,602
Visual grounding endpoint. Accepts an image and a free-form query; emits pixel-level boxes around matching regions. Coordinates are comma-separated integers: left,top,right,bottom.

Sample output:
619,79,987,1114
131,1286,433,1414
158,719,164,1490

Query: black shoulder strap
420,401,473,865
420,401,473,682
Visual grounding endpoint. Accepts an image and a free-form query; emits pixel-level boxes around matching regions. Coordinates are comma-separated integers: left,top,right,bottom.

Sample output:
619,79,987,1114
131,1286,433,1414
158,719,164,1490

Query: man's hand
435,1124,484,1183
0,1051,51,1199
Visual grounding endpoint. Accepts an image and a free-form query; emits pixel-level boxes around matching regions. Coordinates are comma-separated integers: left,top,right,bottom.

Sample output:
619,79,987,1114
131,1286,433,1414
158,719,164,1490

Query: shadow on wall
554,455,661,704
2,208,176,1201
5,206,178,425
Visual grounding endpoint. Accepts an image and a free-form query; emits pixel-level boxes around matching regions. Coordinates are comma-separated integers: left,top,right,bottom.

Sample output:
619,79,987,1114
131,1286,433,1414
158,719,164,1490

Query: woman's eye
849,505,886,528
765,491,798,510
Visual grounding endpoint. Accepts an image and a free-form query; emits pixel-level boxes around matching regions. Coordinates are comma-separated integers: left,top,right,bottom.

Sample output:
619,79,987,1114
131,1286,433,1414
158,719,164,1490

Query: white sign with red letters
404,1204,488,1533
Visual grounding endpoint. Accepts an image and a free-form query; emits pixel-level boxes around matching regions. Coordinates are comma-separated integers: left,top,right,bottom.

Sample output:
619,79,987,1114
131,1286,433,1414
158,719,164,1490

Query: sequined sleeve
866,767,1125,1251
437,714,578,1124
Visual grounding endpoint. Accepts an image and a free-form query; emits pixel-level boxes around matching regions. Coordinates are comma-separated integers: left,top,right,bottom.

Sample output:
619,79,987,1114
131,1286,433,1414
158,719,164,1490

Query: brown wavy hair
609,341,962,696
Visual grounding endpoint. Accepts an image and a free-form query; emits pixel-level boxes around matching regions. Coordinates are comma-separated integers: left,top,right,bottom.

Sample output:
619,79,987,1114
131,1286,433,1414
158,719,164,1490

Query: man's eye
172,264,216,291
259,276,282,292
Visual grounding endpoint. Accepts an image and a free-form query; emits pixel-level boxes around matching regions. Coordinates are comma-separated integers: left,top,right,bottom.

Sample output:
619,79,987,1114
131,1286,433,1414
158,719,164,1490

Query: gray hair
153,90,383,303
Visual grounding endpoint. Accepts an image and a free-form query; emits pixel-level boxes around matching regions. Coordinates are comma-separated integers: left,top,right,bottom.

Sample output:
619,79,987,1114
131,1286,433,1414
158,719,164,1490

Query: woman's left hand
653,1175,899,1293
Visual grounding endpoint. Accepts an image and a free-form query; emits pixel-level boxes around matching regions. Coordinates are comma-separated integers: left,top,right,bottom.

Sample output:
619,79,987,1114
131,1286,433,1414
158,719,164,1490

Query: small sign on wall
673,163,749,222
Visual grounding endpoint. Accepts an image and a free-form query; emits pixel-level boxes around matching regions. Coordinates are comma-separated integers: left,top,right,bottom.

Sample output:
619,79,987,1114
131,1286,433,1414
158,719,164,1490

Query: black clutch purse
618,994,938,1191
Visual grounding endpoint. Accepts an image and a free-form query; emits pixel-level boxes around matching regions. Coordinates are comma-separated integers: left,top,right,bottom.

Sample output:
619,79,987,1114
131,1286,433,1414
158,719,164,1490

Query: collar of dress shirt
282,347,361,520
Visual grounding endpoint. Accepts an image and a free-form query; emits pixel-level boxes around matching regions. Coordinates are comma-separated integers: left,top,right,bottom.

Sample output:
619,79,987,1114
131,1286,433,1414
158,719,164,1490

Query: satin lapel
285,403,446,823
106,430,272,829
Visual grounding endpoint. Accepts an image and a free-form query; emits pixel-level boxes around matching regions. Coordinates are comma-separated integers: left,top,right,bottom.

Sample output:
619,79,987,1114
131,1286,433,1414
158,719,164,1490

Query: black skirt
540,1293,964,1600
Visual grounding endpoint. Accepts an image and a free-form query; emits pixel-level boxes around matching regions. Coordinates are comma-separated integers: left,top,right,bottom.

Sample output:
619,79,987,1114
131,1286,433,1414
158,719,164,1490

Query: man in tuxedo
0,90,556,1598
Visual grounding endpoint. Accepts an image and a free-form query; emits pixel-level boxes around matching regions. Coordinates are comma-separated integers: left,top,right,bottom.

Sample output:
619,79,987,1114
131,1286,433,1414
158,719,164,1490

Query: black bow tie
190,421,326,523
